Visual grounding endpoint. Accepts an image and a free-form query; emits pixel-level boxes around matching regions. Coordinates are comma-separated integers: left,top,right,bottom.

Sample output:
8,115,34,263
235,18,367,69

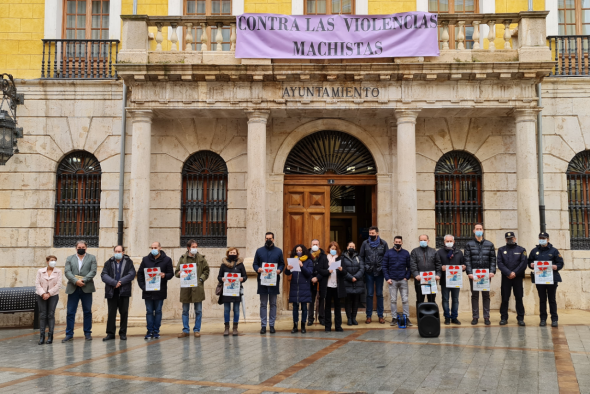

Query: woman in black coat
285,244,314,334
341,241,365,326
218,248,247,336
317,241,346,332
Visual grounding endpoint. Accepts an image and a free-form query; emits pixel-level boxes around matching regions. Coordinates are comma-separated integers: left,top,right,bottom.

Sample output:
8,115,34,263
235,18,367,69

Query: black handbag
215,282,223,296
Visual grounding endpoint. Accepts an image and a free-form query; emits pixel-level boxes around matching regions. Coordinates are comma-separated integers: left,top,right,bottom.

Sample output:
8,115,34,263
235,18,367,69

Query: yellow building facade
1,0,554,79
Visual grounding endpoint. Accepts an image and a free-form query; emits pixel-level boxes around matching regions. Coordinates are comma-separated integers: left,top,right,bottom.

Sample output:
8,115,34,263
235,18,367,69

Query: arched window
181,151,228,247
567,150,590,250
54,151,101,247
435,151,482,249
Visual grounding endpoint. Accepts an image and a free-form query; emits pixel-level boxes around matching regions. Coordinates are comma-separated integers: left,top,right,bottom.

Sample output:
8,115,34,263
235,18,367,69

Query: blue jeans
365,273,384,318
66,287,93,337
292,302,308,323
145,299,164,333
442,286,460,319
224,302,240,323
182,302,203,333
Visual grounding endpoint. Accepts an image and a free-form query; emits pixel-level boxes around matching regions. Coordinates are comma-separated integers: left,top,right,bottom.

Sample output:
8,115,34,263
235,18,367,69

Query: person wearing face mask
307,239,328,326
285,245,314,333
464,223,496,326
410,235,441,310
218,247,247,336
527,232,564,327
175,240,210,338
317,242,346,332
382,236,412,326
253,232,284,334
137,241,175,339
436,235,465,325
101,245,136,341
35,255,62,345
341,241,365,326
496,232,528,326
359,226,389,324
63,240,97,342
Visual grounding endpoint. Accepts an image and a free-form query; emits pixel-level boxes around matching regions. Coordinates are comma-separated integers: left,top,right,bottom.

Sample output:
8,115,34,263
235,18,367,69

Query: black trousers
308,284,325,323
414,279,436,311
324,287,342,329
536,283,558,322
344,293,360,319
37,294,59,334
500,276,525,321
106,289,130,336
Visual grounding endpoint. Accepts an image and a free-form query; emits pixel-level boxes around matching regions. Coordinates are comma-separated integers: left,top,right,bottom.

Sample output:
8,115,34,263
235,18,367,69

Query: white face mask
190,248,198,255
311,245,319,252
445,242,454,248
48,261,56,268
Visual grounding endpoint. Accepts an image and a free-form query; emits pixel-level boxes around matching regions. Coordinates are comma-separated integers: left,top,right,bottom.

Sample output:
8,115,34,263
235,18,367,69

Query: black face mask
369,235,377,241
227,255,237,261
394,244,402,250
348,248,355,254
506,240,515,246
265,239,273,248
77,249,86,256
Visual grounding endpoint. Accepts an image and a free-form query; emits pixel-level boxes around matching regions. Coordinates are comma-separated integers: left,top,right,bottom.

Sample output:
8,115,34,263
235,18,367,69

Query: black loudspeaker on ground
417,302,440,338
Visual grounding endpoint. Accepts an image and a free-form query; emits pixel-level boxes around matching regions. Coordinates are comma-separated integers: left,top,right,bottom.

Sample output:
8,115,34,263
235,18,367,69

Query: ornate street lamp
0,74,24,165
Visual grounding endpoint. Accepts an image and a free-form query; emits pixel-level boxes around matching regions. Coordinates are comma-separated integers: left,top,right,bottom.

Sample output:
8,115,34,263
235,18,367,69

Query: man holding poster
497,232,527,326
175,239,210,338
253,232,284,334
436,235,465,326
527,232,564,327
410,235,441,310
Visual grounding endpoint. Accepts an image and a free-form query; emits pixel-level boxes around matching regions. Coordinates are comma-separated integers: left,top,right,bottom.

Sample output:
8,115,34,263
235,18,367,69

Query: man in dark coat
359,226,389,324
253,232,284,334
382,236,412,326
437,235,465,325
308,239,329,326
497,231,528,326
464,223,496,326
527,232,564,327
101,245,136,341
137,241,174,339
410,234,441,310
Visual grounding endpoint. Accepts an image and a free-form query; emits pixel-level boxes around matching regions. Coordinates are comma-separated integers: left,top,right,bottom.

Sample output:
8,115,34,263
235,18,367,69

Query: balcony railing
548,35,590,76
41,39,119,79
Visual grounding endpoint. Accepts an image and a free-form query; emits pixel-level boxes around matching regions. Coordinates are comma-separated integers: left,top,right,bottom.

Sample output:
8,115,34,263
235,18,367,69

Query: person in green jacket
175,239,210,338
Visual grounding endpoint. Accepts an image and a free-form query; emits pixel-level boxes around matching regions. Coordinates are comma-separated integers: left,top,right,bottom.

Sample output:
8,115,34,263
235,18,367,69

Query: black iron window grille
41,39,119,79
54,151,101,247
284,130,377,175
567,150,590,250
435,150,482,249
181,151,228,247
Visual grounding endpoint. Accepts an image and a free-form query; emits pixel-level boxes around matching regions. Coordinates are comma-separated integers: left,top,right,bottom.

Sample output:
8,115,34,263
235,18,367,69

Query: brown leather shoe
178,332,189,338
379,317,385,324
194,332,200,338
365,317,372,324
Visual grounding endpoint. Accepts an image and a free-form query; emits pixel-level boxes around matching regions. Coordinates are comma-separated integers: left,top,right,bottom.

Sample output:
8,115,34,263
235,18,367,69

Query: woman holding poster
285,244,314,334
435,235,465,326
317,242,346,332
527,232,564,327
218,248,247,336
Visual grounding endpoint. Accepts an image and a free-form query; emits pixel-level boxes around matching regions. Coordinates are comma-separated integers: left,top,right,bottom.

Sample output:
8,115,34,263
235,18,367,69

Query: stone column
514,108,541,251
395,109,421,249
128,110,153,257
245,110,270,257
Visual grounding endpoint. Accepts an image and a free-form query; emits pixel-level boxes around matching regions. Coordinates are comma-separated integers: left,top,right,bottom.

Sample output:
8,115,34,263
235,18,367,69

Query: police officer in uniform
527,232,564,327
497,232,527,326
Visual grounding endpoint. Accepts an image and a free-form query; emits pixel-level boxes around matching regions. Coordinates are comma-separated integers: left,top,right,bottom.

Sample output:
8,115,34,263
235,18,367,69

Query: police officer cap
504,232,515,238
538,232,549,238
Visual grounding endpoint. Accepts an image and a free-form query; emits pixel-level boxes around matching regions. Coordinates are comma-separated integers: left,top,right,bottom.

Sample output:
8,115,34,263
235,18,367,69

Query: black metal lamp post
0,74,24,165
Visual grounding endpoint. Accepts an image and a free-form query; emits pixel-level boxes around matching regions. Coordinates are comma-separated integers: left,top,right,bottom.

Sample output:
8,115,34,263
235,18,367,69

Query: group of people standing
33,223,564,344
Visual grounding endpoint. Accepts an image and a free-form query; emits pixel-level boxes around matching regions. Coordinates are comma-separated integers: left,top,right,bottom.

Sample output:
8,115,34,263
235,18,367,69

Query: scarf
299,255,308,262
369,236,381,248
311,250,321,260
446,247,455,260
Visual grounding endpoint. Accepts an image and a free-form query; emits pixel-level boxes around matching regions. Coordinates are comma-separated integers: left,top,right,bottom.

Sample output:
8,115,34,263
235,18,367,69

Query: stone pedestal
514,108,541,251
395,109,421,249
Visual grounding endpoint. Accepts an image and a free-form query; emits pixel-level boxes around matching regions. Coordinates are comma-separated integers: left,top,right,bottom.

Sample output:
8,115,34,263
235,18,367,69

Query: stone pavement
0,310,588,394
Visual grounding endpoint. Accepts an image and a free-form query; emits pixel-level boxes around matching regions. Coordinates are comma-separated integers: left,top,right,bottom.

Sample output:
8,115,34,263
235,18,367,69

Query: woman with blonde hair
218,247,247,336
35,255,62,345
